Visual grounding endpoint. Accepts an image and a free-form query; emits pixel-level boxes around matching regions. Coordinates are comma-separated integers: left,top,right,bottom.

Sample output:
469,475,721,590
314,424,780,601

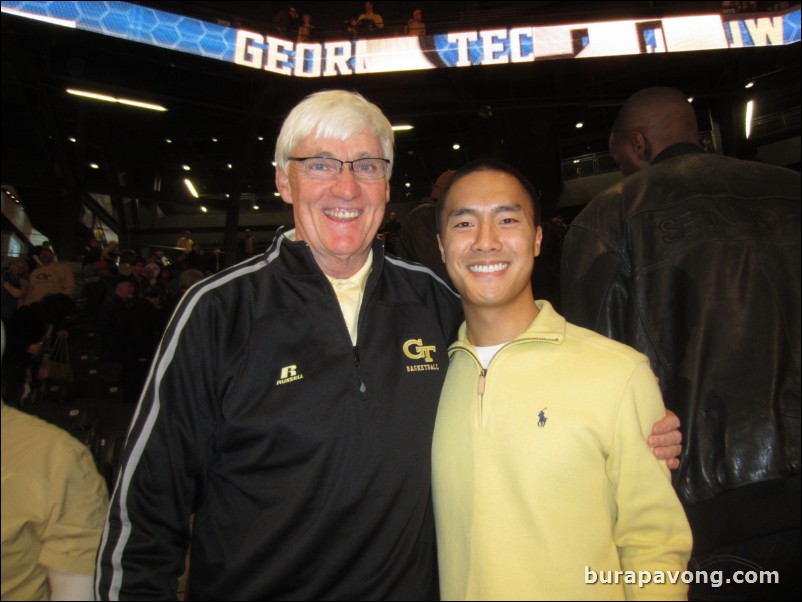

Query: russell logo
403,339,440,372
276,365,304,385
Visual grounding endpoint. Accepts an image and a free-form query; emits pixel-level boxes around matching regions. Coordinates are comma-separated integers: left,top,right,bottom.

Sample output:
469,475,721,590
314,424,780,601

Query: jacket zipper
354,346,367,394
453,335,561,423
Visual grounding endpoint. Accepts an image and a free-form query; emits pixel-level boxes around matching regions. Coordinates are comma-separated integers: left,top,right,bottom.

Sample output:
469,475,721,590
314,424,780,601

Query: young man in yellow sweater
432,159,692,600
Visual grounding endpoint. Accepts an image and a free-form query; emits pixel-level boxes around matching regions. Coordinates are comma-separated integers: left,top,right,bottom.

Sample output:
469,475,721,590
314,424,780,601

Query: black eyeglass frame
287,156,390,179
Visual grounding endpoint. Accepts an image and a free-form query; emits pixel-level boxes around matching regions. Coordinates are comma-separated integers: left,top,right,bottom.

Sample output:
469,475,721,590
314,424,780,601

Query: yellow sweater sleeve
607,360,693,600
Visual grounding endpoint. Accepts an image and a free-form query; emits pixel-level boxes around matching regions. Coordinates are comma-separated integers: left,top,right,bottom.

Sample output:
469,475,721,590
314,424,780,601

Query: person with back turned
562,87,801,601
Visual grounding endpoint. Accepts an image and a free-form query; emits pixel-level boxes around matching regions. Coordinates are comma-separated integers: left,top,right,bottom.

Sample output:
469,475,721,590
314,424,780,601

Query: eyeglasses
288,156,390,181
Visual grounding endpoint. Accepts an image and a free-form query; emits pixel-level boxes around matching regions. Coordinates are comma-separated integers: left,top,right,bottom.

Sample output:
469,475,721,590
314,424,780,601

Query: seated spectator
130,257,148,299
186,243,205,272
176,230,194,252
125,287,164,402
23,247,75,306
239,229,257,259
97,276,134,364
81,238,101,269
405,8,426,36
205,248,224,274
159,269,205,321
173,250,189,273
143,261,161,288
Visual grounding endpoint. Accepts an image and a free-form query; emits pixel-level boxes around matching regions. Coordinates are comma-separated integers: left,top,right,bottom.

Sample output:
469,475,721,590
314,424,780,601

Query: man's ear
534,226,543,258
276,168,293,205
436,234,445,264
631,131,649,161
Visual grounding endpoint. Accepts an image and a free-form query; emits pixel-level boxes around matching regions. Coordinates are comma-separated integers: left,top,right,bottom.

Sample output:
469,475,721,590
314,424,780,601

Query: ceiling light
392,125,414,131
405,182,411,188
118,98,167,111
745,100,754,139
575,122,584,128
452,143,460,150
89,162,100,169
227,163,233,169
182,164,191,171
66,88,167,111
273,192,281,197
200,206,208,213
257,136,265,141
745,81,754,89
225,193,230,199
165,138,173,144
253,205,260,210
184,178,199,198
687,96,694,103
68,137,77,143
211,137,219,142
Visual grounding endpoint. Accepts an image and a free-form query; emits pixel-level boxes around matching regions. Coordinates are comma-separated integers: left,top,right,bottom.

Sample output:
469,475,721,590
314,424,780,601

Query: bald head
609,87,698,176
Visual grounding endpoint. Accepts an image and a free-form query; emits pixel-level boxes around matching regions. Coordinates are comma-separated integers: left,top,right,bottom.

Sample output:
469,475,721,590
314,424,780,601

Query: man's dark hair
437,158,541,233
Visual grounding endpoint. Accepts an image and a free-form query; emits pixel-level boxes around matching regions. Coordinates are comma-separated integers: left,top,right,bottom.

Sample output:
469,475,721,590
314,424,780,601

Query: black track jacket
96,230,461,600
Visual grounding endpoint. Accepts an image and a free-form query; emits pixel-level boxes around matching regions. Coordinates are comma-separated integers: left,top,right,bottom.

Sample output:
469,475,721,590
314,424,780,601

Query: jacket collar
450,299,565,354
651,142,704,166
272,226,386,291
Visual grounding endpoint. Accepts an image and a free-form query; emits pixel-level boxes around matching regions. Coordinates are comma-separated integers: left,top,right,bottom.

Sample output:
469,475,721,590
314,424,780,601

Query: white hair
274,90,394,180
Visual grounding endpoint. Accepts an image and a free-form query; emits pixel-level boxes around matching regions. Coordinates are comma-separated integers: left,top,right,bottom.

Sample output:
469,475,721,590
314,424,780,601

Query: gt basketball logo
403,339,440,372
276,365,304,385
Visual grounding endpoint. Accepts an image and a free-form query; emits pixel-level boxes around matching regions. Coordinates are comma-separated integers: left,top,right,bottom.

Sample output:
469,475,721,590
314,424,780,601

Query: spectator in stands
2,259,29,324
381,211,402,254
174,250,191,274
143,262,161,288
98,241,121,276
186,243,206,271
23,246,75,306
206,248,224,274
297,13,317,42
159,269,204,322
82,238,101,269
130,257,147,299
1,322,109,601
176,230,194,252
355,1,384,36
125,287,164,403
396,169,456,286
157,265,177,299
239,229,257,259
273,5,300,38
97,276,134,365
405,8,426,36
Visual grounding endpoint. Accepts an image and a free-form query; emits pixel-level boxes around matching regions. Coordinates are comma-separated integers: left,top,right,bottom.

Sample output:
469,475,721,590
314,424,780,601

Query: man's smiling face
438,169,542,313
276,132,390,279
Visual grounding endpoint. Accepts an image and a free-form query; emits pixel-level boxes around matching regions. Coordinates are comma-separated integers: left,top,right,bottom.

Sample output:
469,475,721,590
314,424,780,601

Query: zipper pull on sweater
478,368,487,396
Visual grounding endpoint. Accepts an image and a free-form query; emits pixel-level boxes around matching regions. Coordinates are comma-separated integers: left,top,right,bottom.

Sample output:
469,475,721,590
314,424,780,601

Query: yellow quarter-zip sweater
432,301,692,600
